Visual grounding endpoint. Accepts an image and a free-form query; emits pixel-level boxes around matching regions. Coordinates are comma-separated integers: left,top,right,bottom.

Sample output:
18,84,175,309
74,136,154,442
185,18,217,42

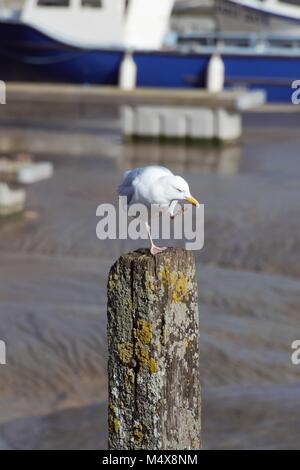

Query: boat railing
175,31,300,54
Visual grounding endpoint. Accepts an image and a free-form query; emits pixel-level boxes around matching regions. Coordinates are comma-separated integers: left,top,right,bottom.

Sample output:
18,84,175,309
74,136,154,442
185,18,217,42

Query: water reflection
119,142,241,175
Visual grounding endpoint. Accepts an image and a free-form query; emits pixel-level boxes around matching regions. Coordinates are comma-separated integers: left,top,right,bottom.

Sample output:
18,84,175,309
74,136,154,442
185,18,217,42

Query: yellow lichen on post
117,342,133,365
149,357,158,374
134,319,153,344
134,321,158,374
108,403,120,434
133,422,144,445
158,263,194,304
171,272,189,304
108,272,118,290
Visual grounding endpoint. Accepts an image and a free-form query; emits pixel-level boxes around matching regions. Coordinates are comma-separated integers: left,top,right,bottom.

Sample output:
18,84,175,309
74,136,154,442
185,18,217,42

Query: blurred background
0,0,300,450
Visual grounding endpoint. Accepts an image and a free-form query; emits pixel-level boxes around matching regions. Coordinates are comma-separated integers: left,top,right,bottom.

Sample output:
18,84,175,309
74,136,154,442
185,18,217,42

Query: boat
0,0,176,84
0,0,299,102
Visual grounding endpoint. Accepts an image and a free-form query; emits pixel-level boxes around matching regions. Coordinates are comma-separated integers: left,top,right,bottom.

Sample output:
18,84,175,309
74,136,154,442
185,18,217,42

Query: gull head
161,175,200,207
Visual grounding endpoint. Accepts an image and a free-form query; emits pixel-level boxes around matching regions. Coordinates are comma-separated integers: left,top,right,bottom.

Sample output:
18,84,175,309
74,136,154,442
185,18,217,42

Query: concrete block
187,108,215,139
135,107,161,137
236,90,266,110
122,105,242,142
0,159,53,185
215,109,241,141
121,106,134,136
17,162,54,184
0,183,26,216
162,109,187,138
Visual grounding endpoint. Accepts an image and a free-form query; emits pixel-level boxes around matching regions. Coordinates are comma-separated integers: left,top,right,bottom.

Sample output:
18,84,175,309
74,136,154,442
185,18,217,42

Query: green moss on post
107,248,201,450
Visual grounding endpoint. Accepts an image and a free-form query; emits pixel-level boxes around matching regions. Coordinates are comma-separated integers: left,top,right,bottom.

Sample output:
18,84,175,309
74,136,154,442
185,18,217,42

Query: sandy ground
0,111,300,449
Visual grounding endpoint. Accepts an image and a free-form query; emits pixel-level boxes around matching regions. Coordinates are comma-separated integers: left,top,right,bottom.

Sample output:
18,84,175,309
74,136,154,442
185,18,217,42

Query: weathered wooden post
107,248,201,450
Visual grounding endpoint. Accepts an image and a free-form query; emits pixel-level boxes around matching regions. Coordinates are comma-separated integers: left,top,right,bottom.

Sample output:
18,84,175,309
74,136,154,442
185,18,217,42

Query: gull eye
176,188,183,192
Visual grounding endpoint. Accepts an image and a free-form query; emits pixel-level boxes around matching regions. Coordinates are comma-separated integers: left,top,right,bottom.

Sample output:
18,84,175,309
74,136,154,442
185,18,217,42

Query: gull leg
145,222,167,256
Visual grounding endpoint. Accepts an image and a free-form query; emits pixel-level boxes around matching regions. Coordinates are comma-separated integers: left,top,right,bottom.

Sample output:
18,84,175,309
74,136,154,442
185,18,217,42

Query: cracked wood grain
107,248,201,450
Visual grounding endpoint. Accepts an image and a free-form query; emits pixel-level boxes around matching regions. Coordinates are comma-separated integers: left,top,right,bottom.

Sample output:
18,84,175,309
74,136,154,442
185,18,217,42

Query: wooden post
107,248,201,450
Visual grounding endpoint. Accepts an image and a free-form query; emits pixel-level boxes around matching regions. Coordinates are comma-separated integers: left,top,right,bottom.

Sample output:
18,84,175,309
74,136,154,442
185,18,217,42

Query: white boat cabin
21,0,175,49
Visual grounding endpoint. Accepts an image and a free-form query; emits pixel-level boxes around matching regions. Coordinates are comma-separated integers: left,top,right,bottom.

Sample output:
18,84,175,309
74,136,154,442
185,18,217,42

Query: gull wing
118,166,173,205
117,167,144,205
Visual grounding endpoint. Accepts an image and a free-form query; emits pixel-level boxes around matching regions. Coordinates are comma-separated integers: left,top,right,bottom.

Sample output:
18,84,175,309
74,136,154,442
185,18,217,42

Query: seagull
118,165,199,255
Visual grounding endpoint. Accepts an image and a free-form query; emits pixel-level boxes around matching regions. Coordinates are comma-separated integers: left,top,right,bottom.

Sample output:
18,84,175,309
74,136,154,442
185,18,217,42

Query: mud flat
0,110,300,449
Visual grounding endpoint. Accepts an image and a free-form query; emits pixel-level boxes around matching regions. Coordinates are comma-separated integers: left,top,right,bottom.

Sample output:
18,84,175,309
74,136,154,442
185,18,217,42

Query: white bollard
119,50,137,90
206,52,225,93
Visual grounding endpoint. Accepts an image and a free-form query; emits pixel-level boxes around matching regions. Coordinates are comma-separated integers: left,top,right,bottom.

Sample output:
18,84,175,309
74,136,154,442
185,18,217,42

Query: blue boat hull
0,20,299,102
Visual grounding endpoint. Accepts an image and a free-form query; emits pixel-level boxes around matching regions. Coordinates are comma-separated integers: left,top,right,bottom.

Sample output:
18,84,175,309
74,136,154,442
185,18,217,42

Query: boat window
82,0,102,7
37,0,70,6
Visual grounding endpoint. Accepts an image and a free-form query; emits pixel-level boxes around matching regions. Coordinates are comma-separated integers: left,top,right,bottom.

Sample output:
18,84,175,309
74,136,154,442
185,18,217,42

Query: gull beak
185,195,200,207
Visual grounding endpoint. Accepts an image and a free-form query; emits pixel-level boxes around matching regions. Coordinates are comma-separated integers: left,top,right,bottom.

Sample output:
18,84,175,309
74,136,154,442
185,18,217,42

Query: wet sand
0,110,300,449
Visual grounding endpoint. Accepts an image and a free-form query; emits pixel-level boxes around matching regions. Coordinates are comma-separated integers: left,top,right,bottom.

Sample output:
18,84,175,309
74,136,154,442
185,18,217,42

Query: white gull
118,165,199,255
